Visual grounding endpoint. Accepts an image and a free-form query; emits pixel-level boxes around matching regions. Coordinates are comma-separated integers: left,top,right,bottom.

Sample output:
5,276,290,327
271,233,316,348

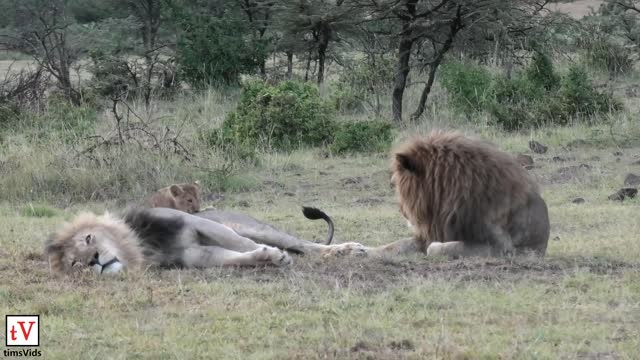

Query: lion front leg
183,245,292,267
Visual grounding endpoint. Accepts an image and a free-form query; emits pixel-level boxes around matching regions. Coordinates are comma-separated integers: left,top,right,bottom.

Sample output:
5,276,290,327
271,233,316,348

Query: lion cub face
149,182,201,214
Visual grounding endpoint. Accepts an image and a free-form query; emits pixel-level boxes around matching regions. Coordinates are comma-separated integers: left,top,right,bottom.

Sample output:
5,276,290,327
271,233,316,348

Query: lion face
169,184,201,214
46,223,129,274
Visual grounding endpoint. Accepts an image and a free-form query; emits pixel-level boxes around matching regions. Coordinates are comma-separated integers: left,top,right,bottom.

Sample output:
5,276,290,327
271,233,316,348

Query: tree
1,0,82,105
356,0,551,123
278,0,358,84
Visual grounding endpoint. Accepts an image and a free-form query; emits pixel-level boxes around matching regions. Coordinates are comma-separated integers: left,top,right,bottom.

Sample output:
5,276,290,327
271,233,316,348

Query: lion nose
88,252,100,266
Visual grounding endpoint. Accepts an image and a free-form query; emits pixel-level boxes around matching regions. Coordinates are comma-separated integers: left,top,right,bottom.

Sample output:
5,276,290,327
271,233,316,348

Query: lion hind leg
183,245,292,267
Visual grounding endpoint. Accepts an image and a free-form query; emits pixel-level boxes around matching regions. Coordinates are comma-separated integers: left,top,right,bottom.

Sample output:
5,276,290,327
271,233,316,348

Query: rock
607,188,637,201
529,140,548,154
623,173,640,187
572,197,585,204
516,154,534,167
553,236,561,242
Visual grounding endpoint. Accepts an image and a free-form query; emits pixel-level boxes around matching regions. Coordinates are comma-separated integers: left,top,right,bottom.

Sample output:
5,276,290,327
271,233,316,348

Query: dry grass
1,121,639,358
1,51,640,358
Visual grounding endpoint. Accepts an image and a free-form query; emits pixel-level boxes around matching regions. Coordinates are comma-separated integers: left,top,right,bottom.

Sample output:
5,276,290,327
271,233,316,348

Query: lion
364,130,550,258
147,182,201,214
45,206,365,275
148,182,335,246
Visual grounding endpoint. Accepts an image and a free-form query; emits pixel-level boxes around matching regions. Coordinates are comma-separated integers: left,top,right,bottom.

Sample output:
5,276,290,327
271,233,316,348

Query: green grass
1,63,640,358
1,126,639,359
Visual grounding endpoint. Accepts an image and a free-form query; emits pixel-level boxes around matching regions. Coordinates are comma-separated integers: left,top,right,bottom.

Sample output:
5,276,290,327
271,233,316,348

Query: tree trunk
304,49,312,82
316,28,330,84
410,6,462,122
391,25,414,123
286,52,293,79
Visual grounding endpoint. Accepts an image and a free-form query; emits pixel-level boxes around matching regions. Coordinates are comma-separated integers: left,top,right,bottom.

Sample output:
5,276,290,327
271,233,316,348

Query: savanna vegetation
0,0,639,358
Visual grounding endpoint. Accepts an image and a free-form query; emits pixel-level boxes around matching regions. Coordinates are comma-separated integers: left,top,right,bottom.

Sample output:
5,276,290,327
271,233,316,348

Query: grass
1,65,640,359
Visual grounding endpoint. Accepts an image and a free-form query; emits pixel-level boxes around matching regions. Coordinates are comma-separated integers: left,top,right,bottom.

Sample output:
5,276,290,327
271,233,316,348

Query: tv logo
5,315,39,347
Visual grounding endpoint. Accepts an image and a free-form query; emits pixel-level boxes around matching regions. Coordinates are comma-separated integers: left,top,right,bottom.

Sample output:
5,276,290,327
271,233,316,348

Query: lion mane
391,130,549,256
45,211,145,273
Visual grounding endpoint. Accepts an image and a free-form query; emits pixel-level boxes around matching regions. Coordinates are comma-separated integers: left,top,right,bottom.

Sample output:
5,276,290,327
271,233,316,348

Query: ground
1,126,639,359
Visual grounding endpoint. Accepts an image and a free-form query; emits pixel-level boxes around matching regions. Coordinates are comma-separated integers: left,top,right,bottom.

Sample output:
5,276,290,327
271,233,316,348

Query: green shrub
331,57,395,113
561,64,622,116
330,120,393,155
525,51,560,91
213,80,336,152
440,59,621,131
175,15,265,87
439,61,494,115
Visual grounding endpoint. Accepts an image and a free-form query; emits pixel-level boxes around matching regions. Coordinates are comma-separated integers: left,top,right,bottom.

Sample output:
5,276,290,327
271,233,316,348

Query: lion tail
301,206,334,245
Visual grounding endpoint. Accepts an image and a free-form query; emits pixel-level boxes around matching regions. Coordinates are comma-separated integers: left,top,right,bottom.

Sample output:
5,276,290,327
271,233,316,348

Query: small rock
579,163,591,170
516,154,534,167
529,140,548,154
553,236,561,242
607,188,637,201
238,200,250,207
624,173,640,187
572,197,585,204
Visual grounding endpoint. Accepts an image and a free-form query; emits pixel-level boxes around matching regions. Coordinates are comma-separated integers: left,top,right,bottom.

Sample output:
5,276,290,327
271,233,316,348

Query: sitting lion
363,130,550,258
147,182,201,214
45,207,365,275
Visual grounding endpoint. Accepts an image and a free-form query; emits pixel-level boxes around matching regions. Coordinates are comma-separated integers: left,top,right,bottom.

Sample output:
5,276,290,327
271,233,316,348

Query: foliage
525,51,560,91
439,61,494,115
329,120,393,155
331,57,395,113
175,13,265,87
440,59,621,130
211,80,336,153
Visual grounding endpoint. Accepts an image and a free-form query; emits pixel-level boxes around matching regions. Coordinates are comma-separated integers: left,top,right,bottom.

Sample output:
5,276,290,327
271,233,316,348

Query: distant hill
548,0,605,18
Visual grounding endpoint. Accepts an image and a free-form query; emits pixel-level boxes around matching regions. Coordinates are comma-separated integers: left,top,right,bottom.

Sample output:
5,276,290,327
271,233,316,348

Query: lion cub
148,182,201,214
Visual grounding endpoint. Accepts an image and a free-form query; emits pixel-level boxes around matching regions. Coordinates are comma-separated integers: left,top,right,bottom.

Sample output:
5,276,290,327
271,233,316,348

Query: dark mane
123,208,186,267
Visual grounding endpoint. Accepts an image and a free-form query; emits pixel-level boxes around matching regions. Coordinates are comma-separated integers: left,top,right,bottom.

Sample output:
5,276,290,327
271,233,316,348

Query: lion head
45,212,143,274
148,182,201,214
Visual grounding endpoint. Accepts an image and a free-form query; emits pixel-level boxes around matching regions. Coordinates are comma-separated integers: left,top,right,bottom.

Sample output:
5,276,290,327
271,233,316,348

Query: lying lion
45,206,365,274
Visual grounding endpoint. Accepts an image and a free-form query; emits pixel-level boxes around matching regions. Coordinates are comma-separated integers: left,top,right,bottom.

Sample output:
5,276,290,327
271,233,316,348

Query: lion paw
254,246,292,267
322,242,368,258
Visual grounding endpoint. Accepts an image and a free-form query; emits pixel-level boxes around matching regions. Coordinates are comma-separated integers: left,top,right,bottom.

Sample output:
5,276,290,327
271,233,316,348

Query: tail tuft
302,206,328,220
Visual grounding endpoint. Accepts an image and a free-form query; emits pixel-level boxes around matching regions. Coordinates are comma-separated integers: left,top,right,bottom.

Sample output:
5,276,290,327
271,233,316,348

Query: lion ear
170,185,183,197
395,153,423,175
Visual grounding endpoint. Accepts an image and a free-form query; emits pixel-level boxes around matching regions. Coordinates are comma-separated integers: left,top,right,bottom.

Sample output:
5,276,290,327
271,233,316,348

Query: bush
439,61,494,115
176,15,265,87
330,120,393,155
331,57,395,113
525,51,560,91
212,80,336,152
584,40,634,76
440,58,621,131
